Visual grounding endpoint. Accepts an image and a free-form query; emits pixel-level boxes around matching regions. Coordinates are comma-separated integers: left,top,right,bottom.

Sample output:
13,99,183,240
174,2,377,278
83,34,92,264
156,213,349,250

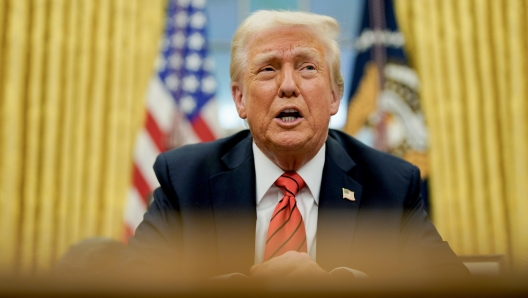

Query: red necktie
264,172,307,261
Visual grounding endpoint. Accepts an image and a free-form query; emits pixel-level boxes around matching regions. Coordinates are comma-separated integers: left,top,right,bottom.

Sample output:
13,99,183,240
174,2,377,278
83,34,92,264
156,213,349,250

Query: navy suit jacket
125,129,467,278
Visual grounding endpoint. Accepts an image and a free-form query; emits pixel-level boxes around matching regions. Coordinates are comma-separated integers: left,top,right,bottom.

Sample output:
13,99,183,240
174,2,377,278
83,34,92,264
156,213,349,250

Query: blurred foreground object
1,269,528,298
53,238,125,276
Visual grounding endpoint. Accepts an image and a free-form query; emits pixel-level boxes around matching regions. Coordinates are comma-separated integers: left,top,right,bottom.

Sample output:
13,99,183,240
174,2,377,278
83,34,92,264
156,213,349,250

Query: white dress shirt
253,142,325,264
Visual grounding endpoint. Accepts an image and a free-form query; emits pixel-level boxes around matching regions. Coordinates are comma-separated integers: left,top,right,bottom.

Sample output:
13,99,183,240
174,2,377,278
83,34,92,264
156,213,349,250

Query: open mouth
276,108,302,122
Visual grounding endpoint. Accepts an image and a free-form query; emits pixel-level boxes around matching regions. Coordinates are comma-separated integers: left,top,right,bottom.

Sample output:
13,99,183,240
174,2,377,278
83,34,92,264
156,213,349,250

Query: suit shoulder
154,129,252,178
158,130,250,163
328,129,419,177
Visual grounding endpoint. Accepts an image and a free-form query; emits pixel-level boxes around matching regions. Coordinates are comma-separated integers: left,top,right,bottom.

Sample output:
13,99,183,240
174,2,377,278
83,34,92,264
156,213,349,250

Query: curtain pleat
490,0,513,259
0,0,28,271
0,0,164,272
457,0,490,255
506,0,528,267
101,0,135,239
82,0,110,241
35,0,66,271
20,0,46,272
66,0,94,254
473,0,508,256
56,0,78,260
444,0,476,254
413,0,459,250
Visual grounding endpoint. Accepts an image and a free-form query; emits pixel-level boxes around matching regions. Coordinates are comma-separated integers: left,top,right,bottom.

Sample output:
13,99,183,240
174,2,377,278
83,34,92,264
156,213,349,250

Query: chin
269,134,310,151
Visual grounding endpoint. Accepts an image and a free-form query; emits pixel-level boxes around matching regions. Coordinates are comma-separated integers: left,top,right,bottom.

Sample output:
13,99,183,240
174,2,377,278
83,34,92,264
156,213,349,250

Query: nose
277,65,299,98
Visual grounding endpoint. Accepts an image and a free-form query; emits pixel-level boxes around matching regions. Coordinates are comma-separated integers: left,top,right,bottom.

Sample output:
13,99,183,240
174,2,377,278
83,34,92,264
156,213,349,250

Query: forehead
246,25,326,62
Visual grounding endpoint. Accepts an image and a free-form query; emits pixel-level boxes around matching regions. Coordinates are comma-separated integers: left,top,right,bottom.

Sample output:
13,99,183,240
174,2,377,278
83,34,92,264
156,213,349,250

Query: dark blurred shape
53,238,126,276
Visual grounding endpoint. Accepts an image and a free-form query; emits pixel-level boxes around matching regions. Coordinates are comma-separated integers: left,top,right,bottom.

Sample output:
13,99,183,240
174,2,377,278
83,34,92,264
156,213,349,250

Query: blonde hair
230,10,344,98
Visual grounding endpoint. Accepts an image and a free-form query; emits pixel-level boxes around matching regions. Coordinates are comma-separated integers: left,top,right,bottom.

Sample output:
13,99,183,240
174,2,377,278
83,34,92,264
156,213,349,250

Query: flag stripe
124,188,147,236
133,164,151,205
191,114,216,142
200,100,222,137
133,130,161,189
145,111,165,152
147,76,177,133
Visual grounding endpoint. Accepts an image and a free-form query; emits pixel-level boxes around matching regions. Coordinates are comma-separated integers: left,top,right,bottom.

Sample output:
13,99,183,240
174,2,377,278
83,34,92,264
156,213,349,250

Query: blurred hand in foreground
250,251,327,280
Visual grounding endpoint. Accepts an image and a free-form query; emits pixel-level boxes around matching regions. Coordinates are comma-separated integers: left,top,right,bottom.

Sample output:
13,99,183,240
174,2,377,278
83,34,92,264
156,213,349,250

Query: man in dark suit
124,10,468,280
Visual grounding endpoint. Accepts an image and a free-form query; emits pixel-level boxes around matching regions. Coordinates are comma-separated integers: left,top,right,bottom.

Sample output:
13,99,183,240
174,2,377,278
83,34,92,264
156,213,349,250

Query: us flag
124,0,220,239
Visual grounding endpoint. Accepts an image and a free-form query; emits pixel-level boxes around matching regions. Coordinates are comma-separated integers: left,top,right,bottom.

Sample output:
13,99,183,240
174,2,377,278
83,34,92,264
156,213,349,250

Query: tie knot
275,172,306,197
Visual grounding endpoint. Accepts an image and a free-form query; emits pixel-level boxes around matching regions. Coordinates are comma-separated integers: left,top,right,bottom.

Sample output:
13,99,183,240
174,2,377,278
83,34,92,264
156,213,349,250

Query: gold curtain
0,0,165,273
395,0,528,270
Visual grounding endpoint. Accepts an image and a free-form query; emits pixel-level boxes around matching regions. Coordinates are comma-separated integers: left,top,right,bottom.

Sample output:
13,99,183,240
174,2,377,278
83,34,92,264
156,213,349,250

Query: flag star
190,12,206,29
172,31,186,49
175,11,188,28
203,57,215,72
165,74,180,91
201,76,216,94
185,53,202,71
169,53,183,69
180,96,196,114
182,75,199,93
188,32,205,50
178,0,191,8
192,0,206,9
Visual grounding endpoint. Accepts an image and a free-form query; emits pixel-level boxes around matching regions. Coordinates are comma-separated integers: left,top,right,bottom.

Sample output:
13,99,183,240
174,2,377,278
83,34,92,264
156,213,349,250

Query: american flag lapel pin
342,188,355,201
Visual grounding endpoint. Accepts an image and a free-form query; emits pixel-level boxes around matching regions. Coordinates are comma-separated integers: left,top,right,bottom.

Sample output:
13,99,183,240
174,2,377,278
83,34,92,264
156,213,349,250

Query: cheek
306,92,335,121
248,85,276,107
254,82,278,97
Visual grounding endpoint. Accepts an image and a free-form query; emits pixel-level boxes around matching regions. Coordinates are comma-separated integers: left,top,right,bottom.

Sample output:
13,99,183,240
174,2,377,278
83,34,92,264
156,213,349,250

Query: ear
231,82,247,119
329,89,341,116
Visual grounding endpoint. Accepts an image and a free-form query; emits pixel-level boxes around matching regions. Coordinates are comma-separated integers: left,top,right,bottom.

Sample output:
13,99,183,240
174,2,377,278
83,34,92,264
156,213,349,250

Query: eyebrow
251,47,322,67
252,51,281,67
291,47,322,62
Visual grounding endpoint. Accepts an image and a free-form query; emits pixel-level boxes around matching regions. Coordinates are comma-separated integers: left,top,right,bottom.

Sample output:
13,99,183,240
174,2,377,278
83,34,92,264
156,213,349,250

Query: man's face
232,25,340,163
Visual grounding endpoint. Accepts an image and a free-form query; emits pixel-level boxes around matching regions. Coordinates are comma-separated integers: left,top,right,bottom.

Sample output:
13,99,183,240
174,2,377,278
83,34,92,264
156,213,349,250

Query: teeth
283,108,298,113
281,116,296,122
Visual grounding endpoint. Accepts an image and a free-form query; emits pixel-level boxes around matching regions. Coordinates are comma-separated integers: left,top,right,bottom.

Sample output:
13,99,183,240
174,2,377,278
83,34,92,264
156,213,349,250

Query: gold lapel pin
342,188,355,201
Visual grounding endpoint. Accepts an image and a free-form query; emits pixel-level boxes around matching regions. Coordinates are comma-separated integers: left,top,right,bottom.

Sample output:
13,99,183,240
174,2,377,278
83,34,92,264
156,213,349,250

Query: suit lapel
209,135,256,274
317,135,363,271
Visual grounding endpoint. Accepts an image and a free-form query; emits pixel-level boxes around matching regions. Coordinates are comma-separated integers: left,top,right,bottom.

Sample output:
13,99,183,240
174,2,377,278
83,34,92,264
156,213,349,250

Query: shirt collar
253,142,326,205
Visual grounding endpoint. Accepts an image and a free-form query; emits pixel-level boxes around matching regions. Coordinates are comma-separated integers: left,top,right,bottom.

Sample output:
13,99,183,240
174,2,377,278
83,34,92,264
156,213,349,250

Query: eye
259,66,275,73
301,64,317,71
